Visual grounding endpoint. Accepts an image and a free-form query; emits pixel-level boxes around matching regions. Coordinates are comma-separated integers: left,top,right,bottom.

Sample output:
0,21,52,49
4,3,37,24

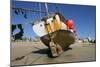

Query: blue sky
11,1,96,39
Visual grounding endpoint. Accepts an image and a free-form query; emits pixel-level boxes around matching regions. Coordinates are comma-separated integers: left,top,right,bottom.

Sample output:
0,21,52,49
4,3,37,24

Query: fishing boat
32,11,76,57
12,2,76,57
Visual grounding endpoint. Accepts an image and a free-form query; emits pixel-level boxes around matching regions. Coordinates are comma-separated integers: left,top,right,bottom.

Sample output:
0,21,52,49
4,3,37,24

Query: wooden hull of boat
40,30,75,51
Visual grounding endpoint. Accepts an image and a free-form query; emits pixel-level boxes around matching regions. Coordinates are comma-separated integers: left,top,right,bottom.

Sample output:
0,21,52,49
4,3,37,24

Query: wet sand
11,41,96,66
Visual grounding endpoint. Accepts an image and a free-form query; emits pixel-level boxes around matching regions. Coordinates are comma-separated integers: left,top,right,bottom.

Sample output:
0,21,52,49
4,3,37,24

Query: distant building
83,38,88,42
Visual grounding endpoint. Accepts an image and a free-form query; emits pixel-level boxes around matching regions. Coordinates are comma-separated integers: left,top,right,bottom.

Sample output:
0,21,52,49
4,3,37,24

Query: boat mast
45,2,49,15
44,2,52,41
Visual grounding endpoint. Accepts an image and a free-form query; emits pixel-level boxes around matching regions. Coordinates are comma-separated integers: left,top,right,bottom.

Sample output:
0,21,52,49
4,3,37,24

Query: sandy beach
11,41,96,66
